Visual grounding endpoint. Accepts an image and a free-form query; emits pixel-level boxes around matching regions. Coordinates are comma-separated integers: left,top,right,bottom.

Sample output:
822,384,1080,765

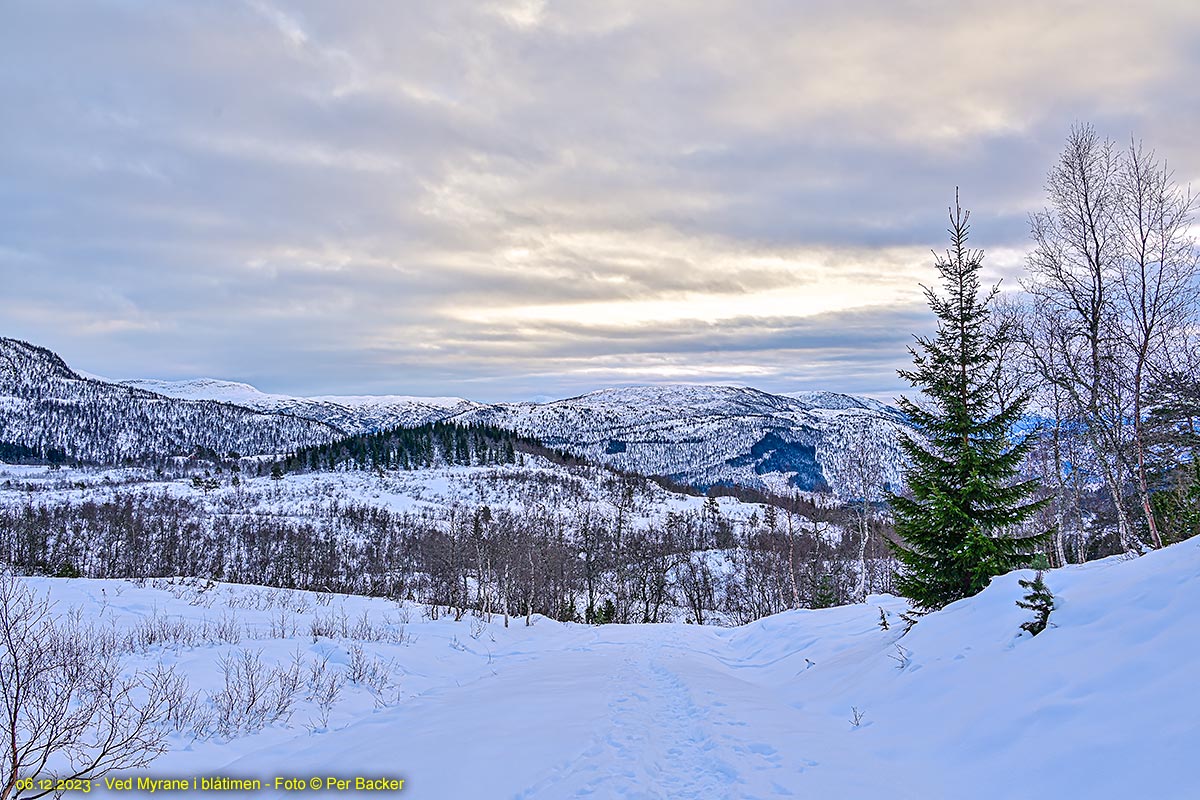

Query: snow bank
18,539,1199,798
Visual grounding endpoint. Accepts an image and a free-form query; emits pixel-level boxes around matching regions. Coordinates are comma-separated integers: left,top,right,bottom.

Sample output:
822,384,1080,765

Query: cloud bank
2,1,1197,400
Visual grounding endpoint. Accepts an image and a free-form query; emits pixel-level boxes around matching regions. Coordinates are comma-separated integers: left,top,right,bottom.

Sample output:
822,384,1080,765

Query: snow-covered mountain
0,338,340,463
783,389,895,412
449,385,913,495
119,380,916,495
2,338,915,494
120,378,483,436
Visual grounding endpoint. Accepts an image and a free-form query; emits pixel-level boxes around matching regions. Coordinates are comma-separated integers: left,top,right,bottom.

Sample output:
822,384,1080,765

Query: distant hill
448,385,914,495
2,338,915,493
0,338,340,464
120,377,484,436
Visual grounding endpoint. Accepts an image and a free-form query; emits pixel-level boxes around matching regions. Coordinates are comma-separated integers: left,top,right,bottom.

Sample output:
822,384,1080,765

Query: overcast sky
2,1,1198,402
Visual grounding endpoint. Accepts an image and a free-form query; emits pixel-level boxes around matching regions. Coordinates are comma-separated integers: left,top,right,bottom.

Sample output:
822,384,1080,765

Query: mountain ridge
447,384,911,494
118,377,484,436
1,337,915,494
0,338,342,464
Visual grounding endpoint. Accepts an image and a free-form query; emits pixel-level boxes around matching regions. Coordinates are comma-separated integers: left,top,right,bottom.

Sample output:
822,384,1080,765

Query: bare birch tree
826,424,886,601
1024,123,1139,552
1114,139,1199,548
1012,293,1083,565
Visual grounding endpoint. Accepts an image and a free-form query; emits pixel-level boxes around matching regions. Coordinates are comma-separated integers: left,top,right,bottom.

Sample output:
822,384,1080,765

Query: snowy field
15,537,1198,799
0,460,766,526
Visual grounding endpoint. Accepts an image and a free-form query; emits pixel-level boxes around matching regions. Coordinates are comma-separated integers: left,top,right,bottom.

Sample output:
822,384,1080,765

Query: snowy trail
519,641,749,799
202,624,904,799
166,624,828,799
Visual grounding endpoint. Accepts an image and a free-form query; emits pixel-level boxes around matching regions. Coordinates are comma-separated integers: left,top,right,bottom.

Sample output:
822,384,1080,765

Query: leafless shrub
186,580,218,608
261,589,286,610
205,612,242,645
268,610,299,639
154,667,209,739
390,602,412,624
350,610,379,641
224,590,258,610
391,624,416,646
345,644,393,695
1,573,179,800
310,609,349,640
123,610,205,652
277,649,305,700
304,653,345,731
285,595,312,615
208,649,300,738
225,588,292,612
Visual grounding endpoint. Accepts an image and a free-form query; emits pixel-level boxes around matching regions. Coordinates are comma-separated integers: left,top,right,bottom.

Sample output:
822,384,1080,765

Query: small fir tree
1016,571,1054,636
587,599,617,625
889,194,1048,610
560,597,580,624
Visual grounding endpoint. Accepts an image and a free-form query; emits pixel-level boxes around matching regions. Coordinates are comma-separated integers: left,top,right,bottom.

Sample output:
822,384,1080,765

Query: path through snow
33,538,1200,799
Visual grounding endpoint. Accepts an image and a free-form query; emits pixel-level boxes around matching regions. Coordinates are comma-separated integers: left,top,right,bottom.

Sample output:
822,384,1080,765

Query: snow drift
16,538,1198,799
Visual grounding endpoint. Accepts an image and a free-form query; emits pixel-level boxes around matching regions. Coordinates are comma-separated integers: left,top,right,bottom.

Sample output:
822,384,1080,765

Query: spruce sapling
1016,570,1054,636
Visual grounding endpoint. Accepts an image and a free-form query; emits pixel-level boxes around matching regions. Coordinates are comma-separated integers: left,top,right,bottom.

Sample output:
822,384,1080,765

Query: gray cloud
2,0,1198,401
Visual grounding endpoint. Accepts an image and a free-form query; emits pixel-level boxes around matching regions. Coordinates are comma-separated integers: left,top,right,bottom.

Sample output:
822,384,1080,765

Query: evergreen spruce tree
889,194,1048,610
1016,570,1055,636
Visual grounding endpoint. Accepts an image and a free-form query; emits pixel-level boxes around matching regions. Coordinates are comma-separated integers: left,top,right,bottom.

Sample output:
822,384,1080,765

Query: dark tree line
0,441,73,466
275,421,534,473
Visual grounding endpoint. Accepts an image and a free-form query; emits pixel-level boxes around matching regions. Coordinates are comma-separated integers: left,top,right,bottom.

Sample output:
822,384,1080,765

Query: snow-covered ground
16,537,1197,798
0,459,765,526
